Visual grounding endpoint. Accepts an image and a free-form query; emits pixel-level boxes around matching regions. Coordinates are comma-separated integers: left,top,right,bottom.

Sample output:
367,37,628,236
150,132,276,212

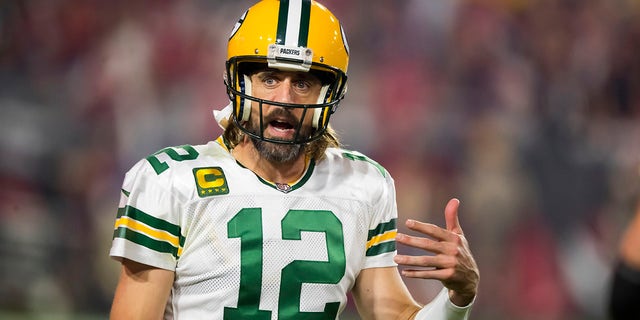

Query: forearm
111,285,169,319
413,288,475,320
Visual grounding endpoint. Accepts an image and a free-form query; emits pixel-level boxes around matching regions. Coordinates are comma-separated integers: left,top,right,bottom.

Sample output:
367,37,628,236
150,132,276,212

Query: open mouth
265,118,299,140
270,119,294,131
261,108,302,140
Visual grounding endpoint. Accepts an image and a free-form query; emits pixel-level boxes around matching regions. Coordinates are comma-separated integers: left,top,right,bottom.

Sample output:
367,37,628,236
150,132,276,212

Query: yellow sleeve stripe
114,216,180,248
366,230,397,250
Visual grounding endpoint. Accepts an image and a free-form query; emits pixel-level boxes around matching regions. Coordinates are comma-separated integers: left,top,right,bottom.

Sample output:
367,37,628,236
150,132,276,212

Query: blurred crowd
1,0,640,319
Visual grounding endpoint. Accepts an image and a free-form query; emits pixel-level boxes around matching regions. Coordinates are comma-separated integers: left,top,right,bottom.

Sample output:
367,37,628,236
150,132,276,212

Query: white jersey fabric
110,137,399,319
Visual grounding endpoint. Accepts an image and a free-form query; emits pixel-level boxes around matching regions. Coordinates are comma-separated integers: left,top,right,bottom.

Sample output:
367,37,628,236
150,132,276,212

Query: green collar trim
253,158,316,193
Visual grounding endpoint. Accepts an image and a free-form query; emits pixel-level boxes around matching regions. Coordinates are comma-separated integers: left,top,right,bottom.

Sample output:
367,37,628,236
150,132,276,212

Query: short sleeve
109,159,185,271
363,169,398,269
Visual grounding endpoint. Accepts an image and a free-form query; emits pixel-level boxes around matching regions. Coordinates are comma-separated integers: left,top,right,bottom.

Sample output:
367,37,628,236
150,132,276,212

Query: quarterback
109,0,479,319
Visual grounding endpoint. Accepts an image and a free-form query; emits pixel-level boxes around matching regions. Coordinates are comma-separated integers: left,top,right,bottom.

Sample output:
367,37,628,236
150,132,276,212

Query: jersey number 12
223,208,346,320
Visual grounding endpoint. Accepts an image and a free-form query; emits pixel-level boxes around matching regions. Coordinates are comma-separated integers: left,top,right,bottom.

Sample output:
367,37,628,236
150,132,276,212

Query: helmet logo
229,10,248,40
340,25,350,55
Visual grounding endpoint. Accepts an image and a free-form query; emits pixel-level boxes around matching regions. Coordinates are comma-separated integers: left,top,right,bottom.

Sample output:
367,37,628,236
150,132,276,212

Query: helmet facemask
224,58,347,145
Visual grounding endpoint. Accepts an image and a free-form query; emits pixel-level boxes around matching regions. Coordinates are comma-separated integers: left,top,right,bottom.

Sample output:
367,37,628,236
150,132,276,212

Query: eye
293,80,311,90
262,75,278,87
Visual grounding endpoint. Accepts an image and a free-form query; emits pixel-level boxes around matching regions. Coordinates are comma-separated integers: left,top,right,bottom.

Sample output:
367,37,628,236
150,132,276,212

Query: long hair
222,120,341,161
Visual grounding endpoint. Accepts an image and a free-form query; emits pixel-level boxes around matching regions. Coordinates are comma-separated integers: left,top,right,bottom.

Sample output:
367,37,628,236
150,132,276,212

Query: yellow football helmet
225,0,349,144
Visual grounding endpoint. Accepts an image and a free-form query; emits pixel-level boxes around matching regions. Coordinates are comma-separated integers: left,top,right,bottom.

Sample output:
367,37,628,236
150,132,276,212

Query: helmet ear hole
237,74,252,122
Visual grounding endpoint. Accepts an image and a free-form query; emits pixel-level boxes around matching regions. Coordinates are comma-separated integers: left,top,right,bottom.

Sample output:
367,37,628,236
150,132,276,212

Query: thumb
445,198,463,234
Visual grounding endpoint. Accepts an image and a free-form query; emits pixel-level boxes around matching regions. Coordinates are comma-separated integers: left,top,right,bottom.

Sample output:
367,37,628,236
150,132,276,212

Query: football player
109,0,479,319
610,201,640,319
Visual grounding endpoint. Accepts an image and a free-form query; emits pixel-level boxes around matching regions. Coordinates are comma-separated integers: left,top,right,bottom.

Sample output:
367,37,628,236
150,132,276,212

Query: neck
232,138,308,184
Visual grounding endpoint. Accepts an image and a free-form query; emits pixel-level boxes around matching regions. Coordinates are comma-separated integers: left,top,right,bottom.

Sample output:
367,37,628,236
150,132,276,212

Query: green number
224,209,346,320
279,210,345,319
224,208,272,319
146,145,199,175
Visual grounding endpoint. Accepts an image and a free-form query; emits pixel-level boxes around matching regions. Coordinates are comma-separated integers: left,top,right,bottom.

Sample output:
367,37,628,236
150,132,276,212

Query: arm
351,267,474,320
110,259,175,320
352,266,422,320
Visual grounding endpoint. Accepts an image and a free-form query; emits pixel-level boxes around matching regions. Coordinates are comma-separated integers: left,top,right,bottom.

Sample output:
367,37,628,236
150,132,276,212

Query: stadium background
2,0,640,319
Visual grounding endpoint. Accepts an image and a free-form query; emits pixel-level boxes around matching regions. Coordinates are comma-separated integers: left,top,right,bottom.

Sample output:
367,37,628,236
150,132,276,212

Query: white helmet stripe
285,0,303,47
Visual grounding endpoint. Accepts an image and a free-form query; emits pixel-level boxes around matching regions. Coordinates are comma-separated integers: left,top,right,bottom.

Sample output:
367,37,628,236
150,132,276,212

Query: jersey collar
216,135,316,193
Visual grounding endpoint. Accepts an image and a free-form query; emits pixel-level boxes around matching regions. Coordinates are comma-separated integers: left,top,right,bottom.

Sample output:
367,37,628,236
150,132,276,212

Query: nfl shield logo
275,183,292,193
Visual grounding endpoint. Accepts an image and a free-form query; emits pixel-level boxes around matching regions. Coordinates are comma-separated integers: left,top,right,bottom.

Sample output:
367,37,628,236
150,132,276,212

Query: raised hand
394,198,480,306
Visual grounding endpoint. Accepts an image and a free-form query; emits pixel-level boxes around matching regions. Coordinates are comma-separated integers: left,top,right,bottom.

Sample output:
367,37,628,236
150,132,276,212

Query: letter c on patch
196,168,225,188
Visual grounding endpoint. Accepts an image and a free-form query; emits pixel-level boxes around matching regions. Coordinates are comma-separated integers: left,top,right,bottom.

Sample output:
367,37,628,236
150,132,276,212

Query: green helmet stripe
276,0,289,45
298,0,311,47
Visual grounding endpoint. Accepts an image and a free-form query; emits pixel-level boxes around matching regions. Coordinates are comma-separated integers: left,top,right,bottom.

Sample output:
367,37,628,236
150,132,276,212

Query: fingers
394,251,457,270
394,231,463,273
395,232,462,255
402,198,464,242
399,267,457,281
445,198,462,234
402,219,460,243
394,198,468,276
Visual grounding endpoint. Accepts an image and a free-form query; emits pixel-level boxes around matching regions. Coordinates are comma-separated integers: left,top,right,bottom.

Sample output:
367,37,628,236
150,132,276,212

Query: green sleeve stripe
116,205,181,238
121,189,130,197
113,227,180,258
367,218,397,240
366,241,396,257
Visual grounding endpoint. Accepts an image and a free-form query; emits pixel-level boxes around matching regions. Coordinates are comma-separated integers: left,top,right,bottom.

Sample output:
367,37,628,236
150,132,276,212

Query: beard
245,108,311,163
251,137,305,163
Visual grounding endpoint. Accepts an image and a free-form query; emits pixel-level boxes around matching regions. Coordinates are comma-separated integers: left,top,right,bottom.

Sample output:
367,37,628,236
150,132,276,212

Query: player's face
244,69,322,163
249,69,321,140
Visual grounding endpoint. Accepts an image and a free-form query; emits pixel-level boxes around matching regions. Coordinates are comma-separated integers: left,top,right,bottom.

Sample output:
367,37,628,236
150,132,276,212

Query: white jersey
110,137,399,319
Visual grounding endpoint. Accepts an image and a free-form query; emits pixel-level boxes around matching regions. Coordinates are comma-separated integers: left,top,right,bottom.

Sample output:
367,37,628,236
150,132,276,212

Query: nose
271,79,294,104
